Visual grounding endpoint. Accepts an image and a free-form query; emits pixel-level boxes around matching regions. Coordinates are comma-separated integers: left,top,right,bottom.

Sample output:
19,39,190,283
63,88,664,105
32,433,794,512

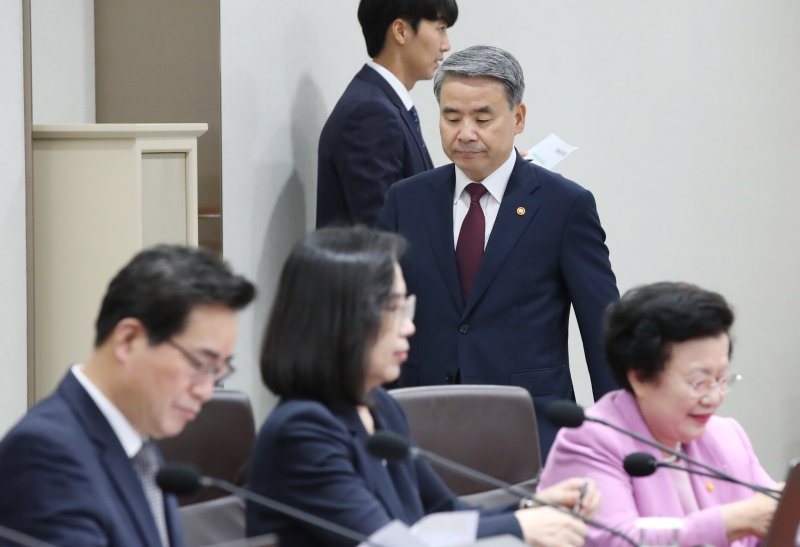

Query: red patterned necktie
456,183,489,302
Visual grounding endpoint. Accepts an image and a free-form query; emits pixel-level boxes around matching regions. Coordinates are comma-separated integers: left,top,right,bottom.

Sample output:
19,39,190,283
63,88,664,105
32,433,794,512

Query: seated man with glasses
0,245,255,546
538,281,780,547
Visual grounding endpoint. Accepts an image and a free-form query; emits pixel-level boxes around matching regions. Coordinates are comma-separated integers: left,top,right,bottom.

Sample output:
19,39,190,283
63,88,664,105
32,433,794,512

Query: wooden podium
31,123,207,400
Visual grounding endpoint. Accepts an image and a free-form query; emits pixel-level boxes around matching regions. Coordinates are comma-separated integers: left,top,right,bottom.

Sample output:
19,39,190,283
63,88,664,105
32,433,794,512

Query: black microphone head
623,452,658,477
365,430,412,460
546,400,586,428
156,463,203,495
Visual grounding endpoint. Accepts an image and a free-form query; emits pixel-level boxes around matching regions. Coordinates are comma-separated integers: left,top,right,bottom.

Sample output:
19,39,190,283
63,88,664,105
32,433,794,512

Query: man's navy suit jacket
376,154,620,456
0,372,184,546
316,64,434,228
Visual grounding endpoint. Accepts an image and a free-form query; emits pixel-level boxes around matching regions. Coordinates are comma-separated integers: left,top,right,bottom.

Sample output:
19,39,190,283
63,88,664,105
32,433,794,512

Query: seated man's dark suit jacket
376,154,620,457
246,388,521,546
0,371,184,547
316,64,434,228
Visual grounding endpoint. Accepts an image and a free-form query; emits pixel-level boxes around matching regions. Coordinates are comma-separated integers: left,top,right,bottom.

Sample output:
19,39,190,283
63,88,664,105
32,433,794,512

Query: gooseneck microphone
366,430,638,547
156,463,380,546
623,452,783,497
547,401,781,500
624,452,724,480
366,429,536,500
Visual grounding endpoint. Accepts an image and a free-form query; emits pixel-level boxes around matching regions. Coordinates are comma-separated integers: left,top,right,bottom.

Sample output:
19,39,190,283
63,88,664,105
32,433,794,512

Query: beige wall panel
142,153,189,246
33,139,140,398
32,123,205,399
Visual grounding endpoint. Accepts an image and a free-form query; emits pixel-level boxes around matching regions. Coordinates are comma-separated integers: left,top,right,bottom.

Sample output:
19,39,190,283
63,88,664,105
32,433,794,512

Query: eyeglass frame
166,339,235,384
674,371,742,398
384,293,416,325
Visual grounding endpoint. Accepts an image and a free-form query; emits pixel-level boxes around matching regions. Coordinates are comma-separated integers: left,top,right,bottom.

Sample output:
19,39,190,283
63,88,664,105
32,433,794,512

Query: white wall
0,1,29,434
225,1,800,477
30,0,94,124
220,3,367,420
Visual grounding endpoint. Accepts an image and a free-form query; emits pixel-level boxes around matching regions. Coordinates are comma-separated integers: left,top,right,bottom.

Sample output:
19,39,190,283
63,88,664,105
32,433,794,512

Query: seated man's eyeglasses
166,339,235,384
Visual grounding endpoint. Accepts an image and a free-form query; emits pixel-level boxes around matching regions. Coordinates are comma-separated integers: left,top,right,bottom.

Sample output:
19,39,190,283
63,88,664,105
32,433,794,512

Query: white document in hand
525,133,578,171
358,511,479,547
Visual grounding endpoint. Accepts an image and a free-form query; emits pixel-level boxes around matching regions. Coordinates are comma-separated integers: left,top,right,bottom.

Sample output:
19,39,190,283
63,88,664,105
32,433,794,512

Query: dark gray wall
94,0,222,252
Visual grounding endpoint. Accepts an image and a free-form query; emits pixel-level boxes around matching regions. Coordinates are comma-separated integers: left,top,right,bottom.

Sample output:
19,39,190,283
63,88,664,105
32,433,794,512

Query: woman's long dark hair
260,226,407,405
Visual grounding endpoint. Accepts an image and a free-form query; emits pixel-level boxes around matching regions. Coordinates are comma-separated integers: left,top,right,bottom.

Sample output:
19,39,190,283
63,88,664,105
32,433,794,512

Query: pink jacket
539,390,774,547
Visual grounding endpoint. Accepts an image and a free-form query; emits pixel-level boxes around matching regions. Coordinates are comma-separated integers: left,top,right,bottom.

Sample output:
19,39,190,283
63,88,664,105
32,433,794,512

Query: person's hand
514,505,587,547
721,490,779,541
536,477,600,517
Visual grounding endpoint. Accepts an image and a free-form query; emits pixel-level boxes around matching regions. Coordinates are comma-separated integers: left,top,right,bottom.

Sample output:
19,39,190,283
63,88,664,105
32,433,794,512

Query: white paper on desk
358,511,479,547
358,520,428,547
525,133,578,171
411,510,479,546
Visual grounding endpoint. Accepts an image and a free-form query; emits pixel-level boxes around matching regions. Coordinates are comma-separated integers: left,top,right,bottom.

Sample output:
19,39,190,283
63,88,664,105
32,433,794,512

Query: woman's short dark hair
604,282,734,391
95,245,255,346
358,0,458,58
260,226,407,406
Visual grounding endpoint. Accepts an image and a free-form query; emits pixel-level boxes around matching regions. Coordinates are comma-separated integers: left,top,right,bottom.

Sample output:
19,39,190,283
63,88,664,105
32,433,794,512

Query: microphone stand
199,476,379,546
589,415,781,500
406,446,637,546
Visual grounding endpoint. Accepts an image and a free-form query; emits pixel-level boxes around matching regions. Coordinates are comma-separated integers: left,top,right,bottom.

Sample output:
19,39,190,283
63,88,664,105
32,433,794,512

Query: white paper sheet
525,133,578,171
358,511,479,547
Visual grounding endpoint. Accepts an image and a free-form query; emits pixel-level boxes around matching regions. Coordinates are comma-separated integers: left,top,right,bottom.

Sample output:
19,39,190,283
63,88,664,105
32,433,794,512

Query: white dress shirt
71,364,144,458
452,150,517,248
366,61,414,111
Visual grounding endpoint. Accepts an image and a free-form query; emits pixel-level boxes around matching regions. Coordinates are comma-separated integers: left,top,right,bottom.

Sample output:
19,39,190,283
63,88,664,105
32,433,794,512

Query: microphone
624,452,784,494
156,463,381,546
0,524,55,547
624,452,727,479
366,430,637,547
547,401,781,500
366,430,536,500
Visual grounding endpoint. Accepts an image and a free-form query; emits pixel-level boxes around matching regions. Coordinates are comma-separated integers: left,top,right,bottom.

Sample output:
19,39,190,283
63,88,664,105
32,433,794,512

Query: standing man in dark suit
316,0,458,228
0,245,255,546
377,46,620,457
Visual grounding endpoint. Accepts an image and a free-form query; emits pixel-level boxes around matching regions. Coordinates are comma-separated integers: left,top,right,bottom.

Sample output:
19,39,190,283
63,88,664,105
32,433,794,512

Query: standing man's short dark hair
358,0,458,58
316,0,458,228
377,45,620,458
0,244,255,546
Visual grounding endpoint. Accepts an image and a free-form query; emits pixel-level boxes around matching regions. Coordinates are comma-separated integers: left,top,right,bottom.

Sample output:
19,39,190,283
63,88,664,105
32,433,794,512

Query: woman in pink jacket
539,282,780,546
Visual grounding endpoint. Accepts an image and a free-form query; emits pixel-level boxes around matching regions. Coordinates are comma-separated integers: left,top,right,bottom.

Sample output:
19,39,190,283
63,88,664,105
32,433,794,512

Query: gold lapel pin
516,207,526,216
705,481,714,492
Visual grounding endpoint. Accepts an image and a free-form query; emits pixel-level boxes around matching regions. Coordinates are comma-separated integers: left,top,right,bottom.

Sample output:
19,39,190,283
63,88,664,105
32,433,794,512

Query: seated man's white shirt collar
366,61,415,111
452,150,518,248
72,364,144,458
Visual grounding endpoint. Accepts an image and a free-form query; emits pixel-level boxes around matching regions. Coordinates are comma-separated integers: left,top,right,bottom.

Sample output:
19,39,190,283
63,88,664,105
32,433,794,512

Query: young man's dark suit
0,372,185,546
376,153,619,456
316,65,434,227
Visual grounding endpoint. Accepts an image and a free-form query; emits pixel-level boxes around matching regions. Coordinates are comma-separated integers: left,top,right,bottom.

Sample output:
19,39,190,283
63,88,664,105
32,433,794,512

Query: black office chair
179,495,278,547
389,384,542,508
157,389,256,505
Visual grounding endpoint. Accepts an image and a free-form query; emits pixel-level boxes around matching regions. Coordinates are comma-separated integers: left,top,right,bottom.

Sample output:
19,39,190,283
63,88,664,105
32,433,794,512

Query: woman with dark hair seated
539,282,780,546
246,226,597,547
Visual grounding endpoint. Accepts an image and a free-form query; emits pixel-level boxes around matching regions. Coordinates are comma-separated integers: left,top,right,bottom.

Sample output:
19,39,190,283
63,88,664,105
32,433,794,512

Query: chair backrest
179,495,278,547
389,385,541,496
157,389,255,505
